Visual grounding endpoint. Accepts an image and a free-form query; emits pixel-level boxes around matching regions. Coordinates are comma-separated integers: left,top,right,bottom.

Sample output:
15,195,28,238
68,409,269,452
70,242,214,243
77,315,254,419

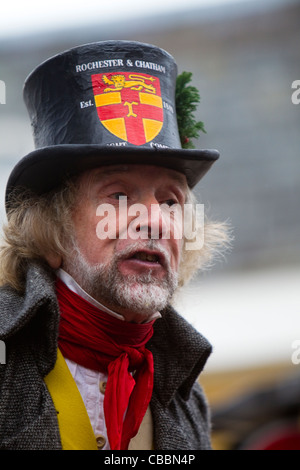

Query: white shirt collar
56,268,161,323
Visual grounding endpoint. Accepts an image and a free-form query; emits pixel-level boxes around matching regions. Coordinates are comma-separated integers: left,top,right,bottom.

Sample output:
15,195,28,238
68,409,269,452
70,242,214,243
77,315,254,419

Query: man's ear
45,253,62,270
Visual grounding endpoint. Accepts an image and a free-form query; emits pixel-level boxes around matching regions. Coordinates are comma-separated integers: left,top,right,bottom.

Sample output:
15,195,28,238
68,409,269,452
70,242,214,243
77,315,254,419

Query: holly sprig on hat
176,71,206,149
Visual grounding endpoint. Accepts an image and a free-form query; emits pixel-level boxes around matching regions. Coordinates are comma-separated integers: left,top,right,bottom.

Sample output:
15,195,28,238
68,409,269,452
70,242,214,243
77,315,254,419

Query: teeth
146,254,158,262
133,252,159,262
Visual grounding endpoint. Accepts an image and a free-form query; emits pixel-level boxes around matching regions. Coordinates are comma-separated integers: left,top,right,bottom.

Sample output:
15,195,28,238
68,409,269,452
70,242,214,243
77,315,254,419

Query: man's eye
163,199,177,207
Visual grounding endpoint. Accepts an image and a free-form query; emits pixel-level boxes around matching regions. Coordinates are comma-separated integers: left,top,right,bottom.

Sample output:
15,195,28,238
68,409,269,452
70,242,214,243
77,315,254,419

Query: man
0,41,229,450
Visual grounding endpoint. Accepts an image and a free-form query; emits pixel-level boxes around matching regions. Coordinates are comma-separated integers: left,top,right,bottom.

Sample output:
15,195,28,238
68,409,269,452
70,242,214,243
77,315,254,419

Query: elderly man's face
62,164,188,322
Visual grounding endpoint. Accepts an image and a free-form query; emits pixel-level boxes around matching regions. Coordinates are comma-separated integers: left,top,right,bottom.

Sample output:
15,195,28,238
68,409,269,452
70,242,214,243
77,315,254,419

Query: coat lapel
0,262,62,449
149,305,212,406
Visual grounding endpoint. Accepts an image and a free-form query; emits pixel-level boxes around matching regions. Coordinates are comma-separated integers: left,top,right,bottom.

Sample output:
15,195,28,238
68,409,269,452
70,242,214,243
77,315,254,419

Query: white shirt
56,269,160,450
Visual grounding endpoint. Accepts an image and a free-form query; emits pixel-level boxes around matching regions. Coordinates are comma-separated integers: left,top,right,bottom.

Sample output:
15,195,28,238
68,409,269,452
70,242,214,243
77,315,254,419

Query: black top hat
5,40,219,208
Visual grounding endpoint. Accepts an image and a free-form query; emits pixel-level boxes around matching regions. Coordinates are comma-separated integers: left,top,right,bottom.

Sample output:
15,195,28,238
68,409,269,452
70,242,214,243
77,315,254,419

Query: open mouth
131,252,161,263
122,249,167,268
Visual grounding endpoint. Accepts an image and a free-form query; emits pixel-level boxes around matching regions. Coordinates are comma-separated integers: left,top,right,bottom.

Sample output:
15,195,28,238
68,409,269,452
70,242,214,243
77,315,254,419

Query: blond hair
0,182,77,291
177,190,231,288
0,178,231,292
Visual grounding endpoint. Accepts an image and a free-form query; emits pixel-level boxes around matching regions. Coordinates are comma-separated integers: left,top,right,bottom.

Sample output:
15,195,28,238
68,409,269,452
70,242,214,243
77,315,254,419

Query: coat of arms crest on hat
91,72,163,145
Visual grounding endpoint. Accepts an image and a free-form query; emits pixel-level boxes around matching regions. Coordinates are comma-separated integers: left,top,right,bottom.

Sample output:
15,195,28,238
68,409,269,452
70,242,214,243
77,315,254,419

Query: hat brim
5,144,219,208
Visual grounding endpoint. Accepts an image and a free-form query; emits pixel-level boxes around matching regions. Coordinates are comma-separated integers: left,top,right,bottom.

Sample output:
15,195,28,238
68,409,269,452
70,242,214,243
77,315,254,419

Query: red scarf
56,278,154,450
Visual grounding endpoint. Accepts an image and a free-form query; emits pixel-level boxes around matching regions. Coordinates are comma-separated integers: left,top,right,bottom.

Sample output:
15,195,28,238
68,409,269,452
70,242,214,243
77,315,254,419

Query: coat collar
148,306,212,407
0,262,212,401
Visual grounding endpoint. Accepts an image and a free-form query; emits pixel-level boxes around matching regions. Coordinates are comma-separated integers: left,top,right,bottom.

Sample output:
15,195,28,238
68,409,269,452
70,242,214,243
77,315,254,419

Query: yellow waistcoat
44,349,98,450
44,350,153,450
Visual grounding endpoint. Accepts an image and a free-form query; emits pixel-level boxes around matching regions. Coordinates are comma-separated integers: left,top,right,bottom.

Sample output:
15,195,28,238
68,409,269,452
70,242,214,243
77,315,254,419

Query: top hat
5,40,219,208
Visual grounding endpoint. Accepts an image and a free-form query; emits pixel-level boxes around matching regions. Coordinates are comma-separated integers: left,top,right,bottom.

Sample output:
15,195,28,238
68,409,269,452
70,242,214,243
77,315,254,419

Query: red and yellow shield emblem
91,72,163,145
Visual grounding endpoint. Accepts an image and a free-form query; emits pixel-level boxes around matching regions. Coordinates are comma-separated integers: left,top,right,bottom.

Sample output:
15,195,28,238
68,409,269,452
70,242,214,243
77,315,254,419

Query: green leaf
176,71,206,149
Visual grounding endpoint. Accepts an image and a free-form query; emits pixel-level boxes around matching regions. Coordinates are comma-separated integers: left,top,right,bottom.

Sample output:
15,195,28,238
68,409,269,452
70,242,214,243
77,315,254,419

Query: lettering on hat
75,59,166,74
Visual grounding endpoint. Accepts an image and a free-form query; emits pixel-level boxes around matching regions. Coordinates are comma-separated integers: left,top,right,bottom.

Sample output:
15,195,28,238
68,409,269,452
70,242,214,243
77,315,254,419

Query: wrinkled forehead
78,164,188,191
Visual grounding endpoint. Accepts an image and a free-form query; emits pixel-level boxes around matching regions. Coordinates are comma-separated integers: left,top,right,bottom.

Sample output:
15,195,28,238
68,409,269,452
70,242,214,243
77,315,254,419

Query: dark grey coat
0,262,212,450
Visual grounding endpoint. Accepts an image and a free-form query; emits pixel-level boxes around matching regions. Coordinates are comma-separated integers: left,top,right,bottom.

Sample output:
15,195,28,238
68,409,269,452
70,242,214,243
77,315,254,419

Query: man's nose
128,197,164,240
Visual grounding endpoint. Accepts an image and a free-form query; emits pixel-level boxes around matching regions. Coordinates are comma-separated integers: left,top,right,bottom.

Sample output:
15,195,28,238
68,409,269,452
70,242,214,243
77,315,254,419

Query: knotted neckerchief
56,278,154,450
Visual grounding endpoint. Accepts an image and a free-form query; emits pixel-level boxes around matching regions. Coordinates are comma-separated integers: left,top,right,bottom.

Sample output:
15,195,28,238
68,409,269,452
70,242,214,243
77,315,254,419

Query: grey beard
63,241,178,316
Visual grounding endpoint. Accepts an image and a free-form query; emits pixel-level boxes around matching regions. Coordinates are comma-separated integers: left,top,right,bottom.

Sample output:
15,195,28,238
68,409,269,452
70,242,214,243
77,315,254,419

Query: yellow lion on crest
102,74,156,93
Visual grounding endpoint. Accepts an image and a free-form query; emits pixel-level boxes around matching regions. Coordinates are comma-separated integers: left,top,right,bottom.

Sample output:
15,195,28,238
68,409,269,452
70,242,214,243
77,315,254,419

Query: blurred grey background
0,0,299,372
